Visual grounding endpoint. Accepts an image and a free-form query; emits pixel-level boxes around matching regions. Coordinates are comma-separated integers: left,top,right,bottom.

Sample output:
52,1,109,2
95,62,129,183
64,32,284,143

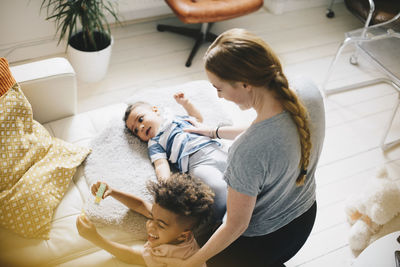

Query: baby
76,173,213,266
123,92,228,223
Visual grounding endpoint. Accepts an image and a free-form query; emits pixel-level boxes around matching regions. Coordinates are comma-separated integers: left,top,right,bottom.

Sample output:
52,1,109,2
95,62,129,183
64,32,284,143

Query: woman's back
224,76,325,237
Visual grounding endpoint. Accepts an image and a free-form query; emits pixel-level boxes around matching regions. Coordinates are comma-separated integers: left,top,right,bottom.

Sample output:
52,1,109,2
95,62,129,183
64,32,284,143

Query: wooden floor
57,3,400,266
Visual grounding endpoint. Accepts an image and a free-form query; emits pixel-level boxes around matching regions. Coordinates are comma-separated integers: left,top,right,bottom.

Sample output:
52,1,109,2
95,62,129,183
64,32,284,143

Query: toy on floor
95,183,106,204
345,166,400,253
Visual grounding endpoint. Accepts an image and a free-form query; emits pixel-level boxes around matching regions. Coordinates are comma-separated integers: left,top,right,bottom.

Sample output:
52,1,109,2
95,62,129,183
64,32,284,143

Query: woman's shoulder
290,76,322,100
289,75,325,143
230,123,279,155
290,76,325,118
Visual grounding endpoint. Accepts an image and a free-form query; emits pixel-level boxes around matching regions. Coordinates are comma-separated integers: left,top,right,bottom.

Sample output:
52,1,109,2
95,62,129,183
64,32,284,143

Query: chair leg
156,22,218,67
186,32,204,67
206,32,218,42
322,37,354,96
185,23,215,67
326,0,336,18
202,21,217,42
157,24,199,38
349,46,360,65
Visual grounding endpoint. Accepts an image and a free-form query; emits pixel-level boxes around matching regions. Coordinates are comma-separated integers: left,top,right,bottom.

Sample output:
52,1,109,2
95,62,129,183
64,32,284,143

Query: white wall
1,0,339,63
0,0,170,63
0,0,65,63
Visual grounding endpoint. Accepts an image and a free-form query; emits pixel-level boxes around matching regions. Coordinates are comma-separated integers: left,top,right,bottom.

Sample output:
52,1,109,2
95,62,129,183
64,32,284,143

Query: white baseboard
1,38,66,64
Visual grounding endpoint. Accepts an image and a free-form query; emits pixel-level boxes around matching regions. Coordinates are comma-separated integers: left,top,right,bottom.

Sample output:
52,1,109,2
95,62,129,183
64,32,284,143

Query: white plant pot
67,36,113,83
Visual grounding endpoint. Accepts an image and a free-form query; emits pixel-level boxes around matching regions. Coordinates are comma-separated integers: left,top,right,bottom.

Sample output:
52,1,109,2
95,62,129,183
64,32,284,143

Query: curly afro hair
147,173,215,230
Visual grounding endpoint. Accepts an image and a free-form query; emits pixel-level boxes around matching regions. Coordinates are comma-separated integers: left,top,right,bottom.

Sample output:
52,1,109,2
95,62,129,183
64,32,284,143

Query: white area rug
83,80,232,240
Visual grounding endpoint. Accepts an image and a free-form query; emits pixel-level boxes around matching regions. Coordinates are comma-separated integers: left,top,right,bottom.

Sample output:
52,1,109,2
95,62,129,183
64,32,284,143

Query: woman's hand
76,214,101,243
91,181,113,199
173,92,189,106
183,118,215,138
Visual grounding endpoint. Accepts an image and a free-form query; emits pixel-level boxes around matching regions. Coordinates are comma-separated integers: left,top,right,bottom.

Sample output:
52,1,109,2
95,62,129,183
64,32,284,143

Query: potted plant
41,0,120,82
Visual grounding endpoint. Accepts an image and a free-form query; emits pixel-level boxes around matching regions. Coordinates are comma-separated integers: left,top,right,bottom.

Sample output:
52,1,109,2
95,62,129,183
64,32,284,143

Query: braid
273,74,312,186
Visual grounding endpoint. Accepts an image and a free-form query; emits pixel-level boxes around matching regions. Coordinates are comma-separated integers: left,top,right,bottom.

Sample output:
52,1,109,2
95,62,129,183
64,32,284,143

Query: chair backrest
344,0,400,25
165,0,264,24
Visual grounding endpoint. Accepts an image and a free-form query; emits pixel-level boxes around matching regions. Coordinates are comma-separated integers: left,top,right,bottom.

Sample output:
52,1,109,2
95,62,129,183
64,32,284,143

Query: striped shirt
148,115,220,173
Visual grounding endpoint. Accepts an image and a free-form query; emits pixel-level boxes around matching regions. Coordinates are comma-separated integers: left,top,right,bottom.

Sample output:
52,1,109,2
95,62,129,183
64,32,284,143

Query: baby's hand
76,214,100,242
91,181,112,199
174,92,189,105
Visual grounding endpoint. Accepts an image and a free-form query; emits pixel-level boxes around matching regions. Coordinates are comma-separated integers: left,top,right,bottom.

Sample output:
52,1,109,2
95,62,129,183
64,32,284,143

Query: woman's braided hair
205,28,311,186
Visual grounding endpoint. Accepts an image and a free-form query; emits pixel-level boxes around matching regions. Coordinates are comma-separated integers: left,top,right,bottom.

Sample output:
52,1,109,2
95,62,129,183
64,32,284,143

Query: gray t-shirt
224,76,325,237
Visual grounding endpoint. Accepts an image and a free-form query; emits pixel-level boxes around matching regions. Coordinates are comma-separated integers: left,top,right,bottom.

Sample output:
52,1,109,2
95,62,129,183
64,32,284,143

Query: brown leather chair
157,0,264,67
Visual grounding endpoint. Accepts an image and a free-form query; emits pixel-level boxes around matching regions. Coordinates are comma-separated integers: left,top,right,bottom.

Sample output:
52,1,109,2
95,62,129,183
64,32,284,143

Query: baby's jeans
188,143,228,223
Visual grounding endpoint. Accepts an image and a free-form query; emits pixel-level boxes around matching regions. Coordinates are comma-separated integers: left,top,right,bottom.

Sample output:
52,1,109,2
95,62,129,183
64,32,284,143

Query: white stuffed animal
345,166,400,253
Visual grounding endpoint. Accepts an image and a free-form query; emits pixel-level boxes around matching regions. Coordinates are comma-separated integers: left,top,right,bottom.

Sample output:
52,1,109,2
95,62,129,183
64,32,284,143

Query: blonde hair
205,28,311,186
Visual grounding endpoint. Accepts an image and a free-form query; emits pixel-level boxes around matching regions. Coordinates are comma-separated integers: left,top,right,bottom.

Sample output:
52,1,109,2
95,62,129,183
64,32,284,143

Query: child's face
145,203,191,248
125,105,163,142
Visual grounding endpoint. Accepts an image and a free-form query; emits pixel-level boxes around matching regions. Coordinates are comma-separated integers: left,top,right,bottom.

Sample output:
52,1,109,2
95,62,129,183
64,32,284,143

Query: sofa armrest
10,57,77,124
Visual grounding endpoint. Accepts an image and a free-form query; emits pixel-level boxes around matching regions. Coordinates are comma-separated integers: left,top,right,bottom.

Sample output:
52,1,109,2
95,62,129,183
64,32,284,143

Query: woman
157,28,325,267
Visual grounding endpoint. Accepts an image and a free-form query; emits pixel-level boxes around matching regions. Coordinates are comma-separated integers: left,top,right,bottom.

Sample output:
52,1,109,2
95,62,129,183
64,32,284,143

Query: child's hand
76,214,100,243
174,92,189,106
91,181,112,199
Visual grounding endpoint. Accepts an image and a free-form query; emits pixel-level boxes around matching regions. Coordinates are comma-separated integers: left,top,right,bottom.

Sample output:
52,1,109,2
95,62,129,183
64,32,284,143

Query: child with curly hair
76,173,214,266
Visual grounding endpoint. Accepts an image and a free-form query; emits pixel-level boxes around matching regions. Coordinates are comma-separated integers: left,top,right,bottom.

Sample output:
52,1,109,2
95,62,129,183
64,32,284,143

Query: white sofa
0,58,146,267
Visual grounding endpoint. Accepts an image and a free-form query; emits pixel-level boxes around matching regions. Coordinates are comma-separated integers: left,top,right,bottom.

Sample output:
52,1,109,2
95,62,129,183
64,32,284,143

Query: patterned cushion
0,84,90,239
0,58,16,97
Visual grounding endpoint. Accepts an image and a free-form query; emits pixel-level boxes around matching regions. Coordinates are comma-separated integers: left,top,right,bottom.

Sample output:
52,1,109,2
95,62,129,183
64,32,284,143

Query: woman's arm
91,182,152,218
184,124,249,140
213,125,248,140
189,187,256,265
153,158,171,181
154,186,257,267
76,215,146,265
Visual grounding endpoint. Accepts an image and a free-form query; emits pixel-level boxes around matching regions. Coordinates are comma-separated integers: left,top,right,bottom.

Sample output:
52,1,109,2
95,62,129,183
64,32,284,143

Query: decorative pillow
0,58,16,97
0,84,90,239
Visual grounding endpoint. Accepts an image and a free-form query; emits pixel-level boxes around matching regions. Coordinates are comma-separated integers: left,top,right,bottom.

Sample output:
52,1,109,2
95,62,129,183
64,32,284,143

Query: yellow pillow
0,58,16,97
0,84,90,239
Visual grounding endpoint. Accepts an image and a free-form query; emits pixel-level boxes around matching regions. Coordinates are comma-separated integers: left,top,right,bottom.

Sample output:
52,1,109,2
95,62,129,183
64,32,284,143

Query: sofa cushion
0,84,90,239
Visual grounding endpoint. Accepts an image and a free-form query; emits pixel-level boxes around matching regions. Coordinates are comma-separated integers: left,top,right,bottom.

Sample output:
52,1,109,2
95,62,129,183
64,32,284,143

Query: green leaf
40,0,120,51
